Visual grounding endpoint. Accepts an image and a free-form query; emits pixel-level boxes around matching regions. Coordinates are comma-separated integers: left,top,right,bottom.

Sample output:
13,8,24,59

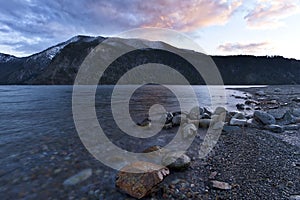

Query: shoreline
0,85,299,199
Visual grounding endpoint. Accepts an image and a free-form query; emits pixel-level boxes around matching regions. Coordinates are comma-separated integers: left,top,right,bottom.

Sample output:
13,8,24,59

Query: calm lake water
0,85,250,145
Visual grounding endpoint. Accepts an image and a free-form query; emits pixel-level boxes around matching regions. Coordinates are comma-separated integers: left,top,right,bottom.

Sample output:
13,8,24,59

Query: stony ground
0,85,299,200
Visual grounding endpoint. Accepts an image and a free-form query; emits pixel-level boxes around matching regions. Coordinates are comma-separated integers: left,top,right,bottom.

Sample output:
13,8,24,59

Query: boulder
253,110,276,125
115,162,169,199
161,152,191,171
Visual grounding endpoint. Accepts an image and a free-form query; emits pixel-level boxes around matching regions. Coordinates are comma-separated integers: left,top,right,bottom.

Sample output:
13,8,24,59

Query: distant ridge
0,36,299,85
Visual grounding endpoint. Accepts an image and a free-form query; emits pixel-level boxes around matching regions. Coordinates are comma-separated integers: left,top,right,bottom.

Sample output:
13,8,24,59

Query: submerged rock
115,162,169,199
63,168,92,186
253,110,276,125
161,152,191,171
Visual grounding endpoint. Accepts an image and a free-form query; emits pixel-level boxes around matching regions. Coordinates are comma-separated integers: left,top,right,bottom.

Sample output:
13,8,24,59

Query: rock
292,97,300,103
161,152,191,171
213,107,226,115
203,107,212,116
282,111,297,125
245,99,259,105
181,123,197,139
160,112,173,124
230,118,247,126
291,108,300,117
222,125,242,133
236,103,245,110
267,110,285,120
63,168,92,186
233,112,246,119
264,125,284,133
137,118,151,127
255,90,266,96
188,106,204,120
289,195,300,200
208,171,218,179
202,113,211,119
253,110,276,125
247,119,261,128
199,119,211,128
116,162,169,199
211,180,232,190
172,114,187,126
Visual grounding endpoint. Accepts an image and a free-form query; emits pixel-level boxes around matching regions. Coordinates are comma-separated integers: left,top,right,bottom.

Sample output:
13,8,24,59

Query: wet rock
230,118,247,126
203,107,212,116
116,162,169,199
233,112,246,119
253,110,276,125
181,123,197,139
292,97,300,103
202,113,211,119
236,103,245,110
188,106,204,120
264,125,284,133
199,119,211,128
213,107,227,115
63,168,92,186
172,114,187,126
211,180,232,190
160,112,173,124
137,118,151,127
161,152,191,171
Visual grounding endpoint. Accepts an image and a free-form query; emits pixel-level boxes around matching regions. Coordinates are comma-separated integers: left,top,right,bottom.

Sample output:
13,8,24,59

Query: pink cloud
218,42,272,54
245,0,300,29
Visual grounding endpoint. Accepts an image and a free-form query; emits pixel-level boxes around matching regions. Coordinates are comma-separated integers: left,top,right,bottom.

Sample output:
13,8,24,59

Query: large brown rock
115,161,169,199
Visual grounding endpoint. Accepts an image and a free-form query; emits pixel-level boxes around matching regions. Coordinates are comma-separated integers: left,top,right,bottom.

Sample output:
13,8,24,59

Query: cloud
244,0,300,29
0,0,242,56
218,42,272,54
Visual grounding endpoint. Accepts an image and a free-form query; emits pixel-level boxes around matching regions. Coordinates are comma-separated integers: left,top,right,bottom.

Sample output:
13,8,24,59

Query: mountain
0,35,299,85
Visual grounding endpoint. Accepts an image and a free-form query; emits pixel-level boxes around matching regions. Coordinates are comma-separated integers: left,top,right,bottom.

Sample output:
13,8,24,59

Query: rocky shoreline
0,85,299,200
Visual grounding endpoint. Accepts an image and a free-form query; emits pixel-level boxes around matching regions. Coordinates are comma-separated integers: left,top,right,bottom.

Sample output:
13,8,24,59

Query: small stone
253,110,276,125
116,162,169,199
233,112,246,120
162,152,191,171
230,118,247,126
282,111,297,125
209,171,218,179
211,180,232,190
264,125,284,133
63,168,92,186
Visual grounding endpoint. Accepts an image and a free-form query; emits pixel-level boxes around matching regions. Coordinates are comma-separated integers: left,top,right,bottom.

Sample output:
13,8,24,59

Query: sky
0,0,299,59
